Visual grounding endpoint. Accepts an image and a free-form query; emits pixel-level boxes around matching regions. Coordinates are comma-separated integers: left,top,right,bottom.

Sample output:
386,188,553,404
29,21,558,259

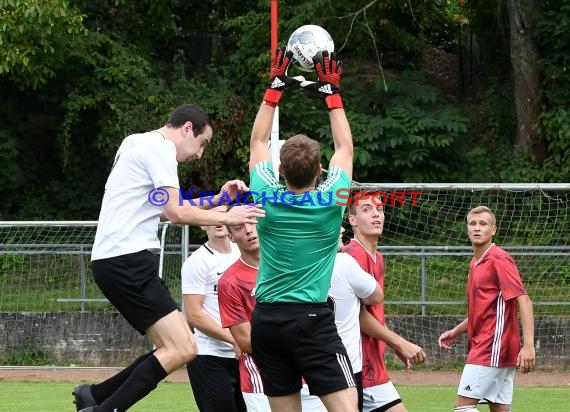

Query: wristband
263,89,282,107
325,94,343,110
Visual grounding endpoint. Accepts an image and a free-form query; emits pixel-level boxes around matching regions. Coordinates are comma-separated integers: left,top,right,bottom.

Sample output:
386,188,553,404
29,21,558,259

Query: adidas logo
318,84,333,94
271,77,285,89
463,385,472,391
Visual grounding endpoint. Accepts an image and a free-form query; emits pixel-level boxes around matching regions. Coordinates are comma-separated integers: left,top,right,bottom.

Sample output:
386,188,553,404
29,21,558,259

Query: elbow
163,206,184,225
363,287,384,305
184,313,197,328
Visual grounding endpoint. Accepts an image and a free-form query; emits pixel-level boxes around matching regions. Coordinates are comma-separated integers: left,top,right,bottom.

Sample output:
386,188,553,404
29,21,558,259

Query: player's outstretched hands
438,329,459,350
225,205,264,225
301,50,344,110
263,48,305,107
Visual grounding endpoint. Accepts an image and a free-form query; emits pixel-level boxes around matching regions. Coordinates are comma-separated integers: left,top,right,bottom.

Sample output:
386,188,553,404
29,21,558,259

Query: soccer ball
286,25,335,72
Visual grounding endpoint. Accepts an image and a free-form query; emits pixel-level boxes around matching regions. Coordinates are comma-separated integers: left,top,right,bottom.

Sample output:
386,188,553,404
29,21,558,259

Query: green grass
398,386,570,411
0,381,199,412
0,382,568,412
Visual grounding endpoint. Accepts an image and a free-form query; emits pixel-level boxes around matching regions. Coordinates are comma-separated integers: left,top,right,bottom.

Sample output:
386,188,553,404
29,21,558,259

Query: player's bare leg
319,387,359,412
91,310,197,411
146,310,197,372
488,402,511,412
385,402,408,411
267,392,302,412
454,395,481,412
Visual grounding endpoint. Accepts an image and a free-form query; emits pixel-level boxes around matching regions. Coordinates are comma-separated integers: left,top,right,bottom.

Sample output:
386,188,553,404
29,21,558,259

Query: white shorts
300,384,327,412
363,381,402,412
457,364,515,405
243,391,271,411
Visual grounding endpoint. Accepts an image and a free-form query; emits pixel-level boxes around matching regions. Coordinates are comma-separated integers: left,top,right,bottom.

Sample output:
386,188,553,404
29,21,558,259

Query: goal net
344,183,570,369
0,183,568,369
0,222,188,365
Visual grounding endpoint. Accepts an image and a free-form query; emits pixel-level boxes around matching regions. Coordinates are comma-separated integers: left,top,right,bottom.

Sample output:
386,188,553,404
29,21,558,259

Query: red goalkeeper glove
263,48,303,107
301,50,343,110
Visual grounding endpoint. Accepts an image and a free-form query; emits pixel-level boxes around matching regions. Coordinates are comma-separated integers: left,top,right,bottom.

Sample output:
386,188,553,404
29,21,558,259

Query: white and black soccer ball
286,25,335,72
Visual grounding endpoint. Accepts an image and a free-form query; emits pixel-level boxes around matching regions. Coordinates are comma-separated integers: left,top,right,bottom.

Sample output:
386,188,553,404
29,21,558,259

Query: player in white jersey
73,104,263,412
182,207,245,412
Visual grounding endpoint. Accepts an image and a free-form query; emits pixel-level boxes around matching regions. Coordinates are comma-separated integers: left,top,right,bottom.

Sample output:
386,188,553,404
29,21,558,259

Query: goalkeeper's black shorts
251,302,356,397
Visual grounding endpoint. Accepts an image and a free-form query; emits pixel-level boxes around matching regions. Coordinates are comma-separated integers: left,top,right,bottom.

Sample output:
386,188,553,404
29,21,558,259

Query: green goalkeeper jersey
249,161,350,303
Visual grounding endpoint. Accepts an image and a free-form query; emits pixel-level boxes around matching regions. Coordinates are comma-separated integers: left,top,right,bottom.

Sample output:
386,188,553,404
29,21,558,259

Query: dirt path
1,367,568,387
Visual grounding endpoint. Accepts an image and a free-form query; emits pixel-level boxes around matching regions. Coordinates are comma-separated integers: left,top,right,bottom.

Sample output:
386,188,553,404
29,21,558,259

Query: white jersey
92,131,179,261
329,252,378,373
181,242,240,357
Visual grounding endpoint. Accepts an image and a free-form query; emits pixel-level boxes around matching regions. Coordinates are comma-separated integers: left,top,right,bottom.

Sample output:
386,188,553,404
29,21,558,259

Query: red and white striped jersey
466,244,528,367
342,239,390,387
218,258,264,393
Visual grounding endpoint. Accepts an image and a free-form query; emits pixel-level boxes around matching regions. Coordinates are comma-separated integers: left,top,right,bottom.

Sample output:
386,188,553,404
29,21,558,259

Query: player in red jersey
439,205,535,412
344,193,426,412
217,220,269,411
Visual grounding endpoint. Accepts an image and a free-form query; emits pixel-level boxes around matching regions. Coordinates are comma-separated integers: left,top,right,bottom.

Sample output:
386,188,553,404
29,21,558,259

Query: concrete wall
384,315,570,370
1,313,568,369
0,312,151,366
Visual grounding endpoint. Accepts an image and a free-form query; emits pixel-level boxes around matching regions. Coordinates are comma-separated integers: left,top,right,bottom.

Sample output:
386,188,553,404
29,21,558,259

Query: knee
176,335,198,365
183,338,198,363
164,337,197,367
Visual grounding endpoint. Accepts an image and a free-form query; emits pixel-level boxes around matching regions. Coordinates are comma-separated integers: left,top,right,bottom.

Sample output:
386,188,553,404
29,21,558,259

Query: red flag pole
271,0,278,54
270,0,280,177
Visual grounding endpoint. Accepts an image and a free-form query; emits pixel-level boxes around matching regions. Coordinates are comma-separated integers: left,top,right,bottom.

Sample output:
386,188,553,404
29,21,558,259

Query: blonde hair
467,205,496,225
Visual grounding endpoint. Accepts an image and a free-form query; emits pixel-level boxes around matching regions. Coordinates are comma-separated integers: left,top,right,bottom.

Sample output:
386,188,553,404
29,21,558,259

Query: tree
0,0,88,89
506,0,546,163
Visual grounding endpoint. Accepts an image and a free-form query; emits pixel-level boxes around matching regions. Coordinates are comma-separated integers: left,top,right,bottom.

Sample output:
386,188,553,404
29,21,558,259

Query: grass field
0,382,568,412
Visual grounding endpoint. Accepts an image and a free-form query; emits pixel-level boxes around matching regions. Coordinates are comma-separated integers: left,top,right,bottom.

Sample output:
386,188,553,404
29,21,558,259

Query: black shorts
355,371,363,412
251,302,356,397
92,250,179,334
187,355,246,412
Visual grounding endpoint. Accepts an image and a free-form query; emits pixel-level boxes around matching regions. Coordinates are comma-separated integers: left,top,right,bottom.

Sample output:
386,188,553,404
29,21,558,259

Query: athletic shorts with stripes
251,302,356,397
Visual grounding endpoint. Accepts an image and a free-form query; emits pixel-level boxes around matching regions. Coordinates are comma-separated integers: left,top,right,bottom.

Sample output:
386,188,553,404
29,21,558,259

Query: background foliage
0,0,568,239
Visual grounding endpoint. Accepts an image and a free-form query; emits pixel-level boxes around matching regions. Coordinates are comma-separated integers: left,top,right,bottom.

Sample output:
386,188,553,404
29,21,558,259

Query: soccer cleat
78,408,96,412
72,384,97,411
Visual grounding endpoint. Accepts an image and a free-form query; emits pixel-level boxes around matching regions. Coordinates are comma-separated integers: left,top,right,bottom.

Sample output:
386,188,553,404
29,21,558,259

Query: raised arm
249,103,274,170
301,51,353,179
250,48,302,170
329,108,353,179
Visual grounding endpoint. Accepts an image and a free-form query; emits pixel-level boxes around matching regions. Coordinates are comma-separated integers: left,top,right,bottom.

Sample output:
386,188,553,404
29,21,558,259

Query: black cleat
72,384,97,411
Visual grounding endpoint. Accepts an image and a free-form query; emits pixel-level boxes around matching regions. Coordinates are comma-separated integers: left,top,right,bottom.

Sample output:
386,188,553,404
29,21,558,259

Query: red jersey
342,239,390,387
218,258,263,393
466,244,527,367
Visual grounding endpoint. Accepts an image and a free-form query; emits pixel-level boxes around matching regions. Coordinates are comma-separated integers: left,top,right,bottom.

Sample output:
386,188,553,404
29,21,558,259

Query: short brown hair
166,104,213,136
280,134,321,189
467,205,496,225
348,191,383,215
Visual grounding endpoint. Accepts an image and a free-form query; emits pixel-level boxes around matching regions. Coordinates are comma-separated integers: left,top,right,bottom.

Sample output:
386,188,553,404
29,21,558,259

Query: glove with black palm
263,48,304,107
301,50,343,110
